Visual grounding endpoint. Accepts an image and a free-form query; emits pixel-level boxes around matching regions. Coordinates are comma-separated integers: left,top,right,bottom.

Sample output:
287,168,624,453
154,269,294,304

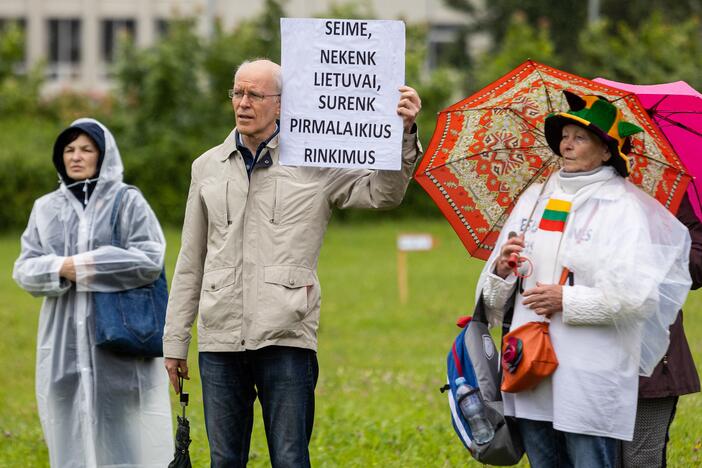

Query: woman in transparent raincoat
476,92,691,467
13,118,173,467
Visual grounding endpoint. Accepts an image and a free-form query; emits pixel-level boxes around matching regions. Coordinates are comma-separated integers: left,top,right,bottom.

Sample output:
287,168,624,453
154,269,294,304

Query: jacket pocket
200,180,229,230
259,265,316,330
199,267,241,330
271,179,318,226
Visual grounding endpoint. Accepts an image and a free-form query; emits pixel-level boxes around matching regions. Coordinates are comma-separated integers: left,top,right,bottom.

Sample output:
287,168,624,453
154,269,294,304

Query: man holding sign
163,55,421,467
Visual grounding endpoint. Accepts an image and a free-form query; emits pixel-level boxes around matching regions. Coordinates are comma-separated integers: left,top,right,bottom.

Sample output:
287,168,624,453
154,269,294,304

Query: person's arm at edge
676,193,702,289
163,158,208,393
13,203,72,297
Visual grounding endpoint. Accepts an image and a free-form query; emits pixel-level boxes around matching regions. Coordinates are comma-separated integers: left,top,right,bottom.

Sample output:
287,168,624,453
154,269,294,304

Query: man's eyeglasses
228,89,281,102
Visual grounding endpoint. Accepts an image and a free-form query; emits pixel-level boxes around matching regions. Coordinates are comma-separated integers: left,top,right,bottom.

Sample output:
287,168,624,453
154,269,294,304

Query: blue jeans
517,418,618,468
199,346,319,468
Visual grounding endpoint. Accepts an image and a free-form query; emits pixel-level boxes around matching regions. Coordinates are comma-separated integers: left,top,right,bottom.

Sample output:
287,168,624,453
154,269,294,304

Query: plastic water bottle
455,377,495,445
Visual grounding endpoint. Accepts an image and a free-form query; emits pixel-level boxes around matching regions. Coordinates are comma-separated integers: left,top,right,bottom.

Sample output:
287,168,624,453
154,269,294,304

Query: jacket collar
218,127,280,162
539,169,626,205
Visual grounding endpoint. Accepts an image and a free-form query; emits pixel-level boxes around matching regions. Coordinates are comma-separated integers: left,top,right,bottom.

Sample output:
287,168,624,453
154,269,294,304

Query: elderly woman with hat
475,91,691,467
13,119,173,467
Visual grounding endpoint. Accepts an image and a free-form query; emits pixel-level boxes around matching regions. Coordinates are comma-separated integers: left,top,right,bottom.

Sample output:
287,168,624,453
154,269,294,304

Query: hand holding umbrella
495,232,526,278
168,376,192,468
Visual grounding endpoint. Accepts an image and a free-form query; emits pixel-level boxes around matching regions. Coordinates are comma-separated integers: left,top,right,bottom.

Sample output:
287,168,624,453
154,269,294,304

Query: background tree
0,23,54,229
445,0,583,68
0,21,43,114
0,21,23,80
575,13,702,88
602,0,702,27
472,11,558,90
112,20,217,224
445,0,702,69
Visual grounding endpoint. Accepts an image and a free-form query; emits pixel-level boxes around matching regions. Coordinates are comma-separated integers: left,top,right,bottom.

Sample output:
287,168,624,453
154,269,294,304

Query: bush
119,128,226,226
0,21,43,115
39,89,116,124
0,115,60,228
0,156,58,229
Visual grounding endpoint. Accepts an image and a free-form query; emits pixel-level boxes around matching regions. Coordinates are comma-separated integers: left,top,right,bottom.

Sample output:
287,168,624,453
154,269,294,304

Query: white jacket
477,169,691,440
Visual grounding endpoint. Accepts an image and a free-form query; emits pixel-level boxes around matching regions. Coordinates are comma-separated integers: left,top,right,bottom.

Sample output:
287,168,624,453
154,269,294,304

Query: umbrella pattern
415,60,690,260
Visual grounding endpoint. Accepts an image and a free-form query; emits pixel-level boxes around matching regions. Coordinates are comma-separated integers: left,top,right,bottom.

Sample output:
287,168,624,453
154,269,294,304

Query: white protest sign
279,18,405,171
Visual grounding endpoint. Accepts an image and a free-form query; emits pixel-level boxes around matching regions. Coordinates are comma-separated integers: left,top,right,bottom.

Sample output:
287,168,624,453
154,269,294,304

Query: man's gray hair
234,59,282,93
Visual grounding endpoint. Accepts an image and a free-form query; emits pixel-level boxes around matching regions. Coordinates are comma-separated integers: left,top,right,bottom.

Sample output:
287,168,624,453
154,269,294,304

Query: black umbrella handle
179,376,189,418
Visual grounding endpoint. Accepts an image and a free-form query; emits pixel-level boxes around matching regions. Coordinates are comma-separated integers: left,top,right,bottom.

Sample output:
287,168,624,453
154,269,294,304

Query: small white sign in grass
397,233,436,303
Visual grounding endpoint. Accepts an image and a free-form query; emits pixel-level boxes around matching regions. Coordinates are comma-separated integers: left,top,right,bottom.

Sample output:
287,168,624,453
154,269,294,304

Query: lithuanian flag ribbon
539,198,572,232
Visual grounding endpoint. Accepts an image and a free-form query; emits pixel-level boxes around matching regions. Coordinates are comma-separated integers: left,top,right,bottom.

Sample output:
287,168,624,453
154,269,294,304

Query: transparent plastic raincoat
476,169,691,439
13,118,173,467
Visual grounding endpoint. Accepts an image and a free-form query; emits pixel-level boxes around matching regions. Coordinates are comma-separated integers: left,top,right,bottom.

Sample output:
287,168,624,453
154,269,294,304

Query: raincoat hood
52,118,124,186
52,118,125,207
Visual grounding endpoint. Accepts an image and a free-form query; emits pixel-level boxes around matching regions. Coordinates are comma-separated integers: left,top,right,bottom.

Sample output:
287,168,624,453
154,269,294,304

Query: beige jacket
163,128,422,359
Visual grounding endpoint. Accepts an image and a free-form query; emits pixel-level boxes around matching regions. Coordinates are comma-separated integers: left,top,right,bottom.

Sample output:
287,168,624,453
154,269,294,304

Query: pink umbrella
594,78,702,219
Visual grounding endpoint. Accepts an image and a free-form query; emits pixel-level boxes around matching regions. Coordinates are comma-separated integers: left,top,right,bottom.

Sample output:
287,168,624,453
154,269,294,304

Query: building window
155,18,195,40
427,24,465,70
47,18,81,78
102,18,136,63
155,18,170,38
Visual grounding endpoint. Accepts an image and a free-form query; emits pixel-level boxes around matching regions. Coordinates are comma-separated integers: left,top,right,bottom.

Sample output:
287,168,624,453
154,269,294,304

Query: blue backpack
441,295,524,465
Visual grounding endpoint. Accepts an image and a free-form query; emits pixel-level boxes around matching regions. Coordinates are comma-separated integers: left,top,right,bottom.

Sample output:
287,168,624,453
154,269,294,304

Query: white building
0,0,482,93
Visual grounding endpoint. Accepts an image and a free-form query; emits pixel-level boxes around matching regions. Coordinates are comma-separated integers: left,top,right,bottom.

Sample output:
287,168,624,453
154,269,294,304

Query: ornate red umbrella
414,60,690,260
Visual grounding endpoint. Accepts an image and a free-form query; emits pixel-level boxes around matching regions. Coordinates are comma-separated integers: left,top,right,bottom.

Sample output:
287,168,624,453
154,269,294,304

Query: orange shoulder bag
500,268,571,393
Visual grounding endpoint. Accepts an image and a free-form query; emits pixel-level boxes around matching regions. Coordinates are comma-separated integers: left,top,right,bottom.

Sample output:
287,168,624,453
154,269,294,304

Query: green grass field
1,218,700,466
